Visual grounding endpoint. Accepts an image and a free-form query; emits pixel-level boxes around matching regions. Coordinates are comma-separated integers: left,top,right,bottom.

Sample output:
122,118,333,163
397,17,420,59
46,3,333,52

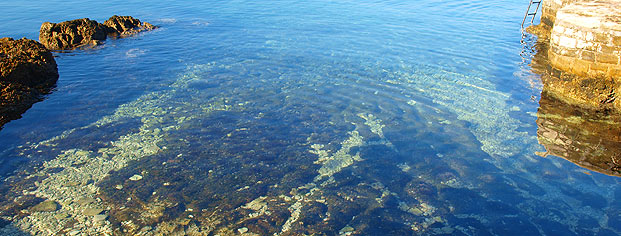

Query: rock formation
0,37,59,129
39,16,156,50
39,18,108,50
104,15,156,37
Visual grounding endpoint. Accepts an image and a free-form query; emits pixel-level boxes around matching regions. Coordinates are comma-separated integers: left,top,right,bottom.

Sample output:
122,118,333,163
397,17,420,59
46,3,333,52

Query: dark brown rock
104,15,156,37
38,16,156,50
39,18,108,50
1,37,59,129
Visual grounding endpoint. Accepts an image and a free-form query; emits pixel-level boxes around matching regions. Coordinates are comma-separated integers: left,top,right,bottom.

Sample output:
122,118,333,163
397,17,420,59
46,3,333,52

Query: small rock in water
30,200,60,212
77,197,96,205
339,226,354,235
238,227,248,234
83,207,104,216
129,174,143,181
115,184,124,190
93,214,108,222
54,212,69,220
179,218,191,226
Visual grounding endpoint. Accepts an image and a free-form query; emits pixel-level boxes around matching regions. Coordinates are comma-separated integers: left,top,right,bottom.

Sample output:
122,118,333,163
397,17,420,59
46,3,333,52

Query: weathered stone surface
0,37,59,128
39,16,156,50
548,0,621,78
540,0,580,28
104,15,156,37
39,18,108,50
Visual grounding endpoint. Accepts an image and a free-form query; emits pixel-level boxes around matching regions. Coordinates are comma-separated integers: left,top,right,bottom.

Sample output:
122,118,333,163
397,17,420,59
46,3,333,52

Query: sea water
1,0,620,235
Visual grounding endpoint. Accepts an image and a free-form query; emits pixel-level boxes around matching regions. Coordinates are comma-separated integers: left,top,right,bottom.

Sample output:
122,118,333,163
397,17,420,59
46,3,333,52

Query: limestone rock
104,15,156,37
39,18,108,50
0,37,58,128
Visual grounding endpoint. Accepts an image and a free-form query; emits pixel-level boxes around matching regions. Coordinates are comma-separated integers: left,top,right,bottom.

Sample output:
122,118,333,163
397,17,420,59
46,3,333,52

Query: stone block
594,33,611,44
581,50,596,62
596,53,619,64
589,62,609,73
613,36,621,45
561,48,580,57
550,53,576,73
599,45,617,54
558,35,578,48
575,39,594,49
572,58,591,74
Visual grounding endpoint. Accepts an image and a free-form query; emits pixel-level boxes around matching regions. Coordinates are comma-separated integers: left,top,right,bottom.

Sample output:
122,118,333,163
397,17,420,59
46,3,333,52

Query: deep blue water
1,0,620,235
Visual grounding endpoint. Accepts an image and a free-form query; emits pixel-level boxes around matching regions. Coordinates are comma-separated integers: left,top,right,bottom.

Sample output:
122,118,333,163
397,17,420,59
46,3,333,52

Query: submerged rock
0,37,58,128
30,200,60,212
39,16,156,50
83,207,104,216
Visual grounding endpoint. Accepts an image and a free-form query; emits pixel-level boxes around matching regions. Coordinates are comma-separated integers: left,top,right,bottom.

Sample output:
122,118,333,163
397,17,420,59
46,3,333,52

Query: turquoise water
1,0,620,235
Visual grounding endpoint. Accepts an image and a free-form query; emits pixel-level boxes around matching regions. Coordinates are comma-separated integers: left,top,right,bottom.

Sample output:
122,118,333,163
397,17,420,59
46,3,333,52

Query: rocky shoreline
0,15,155,129
0,37,58,129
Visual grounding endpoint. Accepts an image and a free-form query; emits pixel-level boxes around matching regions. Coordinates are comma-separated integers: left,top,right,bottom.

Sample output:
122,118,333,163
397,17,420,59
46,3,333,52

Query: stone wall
529,0,621,112
540,0,579,27
548,1,621,78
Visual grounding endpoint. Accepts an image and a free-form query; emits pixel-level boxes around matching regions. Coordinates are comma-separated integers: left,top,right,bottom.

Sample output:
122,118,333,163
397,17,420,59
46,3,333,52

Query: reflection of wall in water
527,0,621,112
536,93,621,177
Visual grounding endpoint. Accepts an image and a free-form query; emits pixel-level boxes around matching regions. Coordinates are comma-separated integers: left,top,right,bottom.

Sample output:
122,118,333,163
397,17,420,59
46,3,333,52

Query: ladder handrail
530,1,542,25
521,0,542,28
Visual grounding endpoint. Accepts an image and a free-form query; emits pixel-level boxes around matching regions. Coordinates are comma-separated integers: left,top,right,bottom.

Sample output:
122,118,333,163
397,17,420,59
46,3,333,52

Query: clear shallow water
1,0,620,235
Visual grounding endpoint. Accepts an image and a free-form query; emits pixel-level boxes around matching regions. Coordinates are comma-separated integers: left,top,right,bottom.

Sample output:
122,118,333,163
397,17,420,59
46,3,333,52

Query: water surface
1,0,620,235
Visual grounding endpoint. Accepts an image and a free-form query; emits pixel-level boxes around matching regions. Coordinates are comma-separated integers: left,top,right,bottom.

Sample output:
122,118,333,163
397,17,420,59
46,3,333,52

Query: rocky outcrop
0,37,59,128
39,16,156,50
104,15,155,37
39,18,108,50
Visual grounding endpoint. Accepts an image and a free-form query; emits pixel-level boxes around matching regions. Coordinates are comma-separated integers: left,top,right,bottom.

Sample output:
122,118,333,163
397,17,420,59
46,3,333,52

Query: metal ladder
521,0,542,28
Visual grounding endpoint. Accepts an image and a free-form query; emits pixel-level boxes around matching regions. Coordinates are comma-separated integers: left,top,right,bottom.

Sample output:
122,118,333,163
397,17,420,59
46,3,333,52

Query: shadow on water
0,83,56,131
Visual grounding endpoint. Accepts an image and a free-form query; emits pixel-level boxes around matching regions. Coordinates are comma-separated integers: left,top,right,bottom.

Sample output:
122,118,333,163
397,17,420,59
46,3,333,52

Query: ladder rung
532,1,541,3
527,13,536,16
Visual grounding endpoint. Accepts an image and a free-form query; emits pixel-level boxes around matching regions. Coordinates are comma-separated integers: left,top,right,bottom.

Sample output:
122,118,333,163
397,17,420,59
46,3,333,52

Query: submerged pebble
30,200,60,212
129,174,143,181
93,214,108,222
83,207,104,216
